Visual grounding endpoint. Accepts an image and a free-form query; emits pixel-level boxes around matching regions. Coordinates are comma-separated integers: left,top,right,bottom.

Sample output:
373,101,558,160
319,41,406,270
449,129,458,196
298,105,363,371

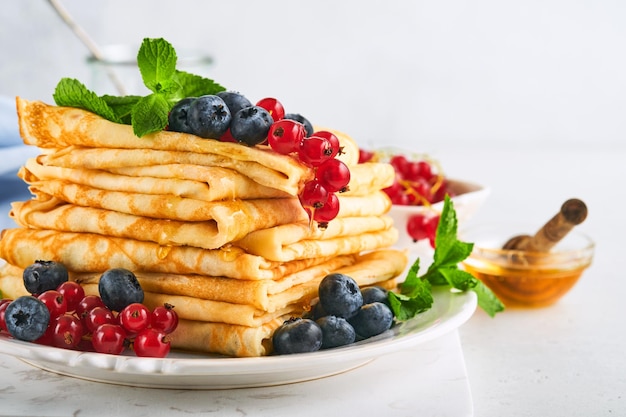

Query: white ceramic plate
0,288,476,389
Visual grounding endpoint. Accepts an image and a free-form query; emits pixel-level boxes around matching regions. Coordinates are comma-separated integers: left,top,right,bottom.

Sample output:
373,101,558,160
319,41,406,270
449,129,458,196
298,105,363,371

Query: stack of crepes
0,98,408,357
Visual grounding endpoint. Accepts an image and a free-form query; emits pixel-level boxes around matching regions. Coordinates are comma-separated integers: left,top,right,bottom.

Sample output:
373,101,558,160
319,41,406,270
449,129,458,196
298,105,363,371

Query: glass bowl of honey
461,223,595,307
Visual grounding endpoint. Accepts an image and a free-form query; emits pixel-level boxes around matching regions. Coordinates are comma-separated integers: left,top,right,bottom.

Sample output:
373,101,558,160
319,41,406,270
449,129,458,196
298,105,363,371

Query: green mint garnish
53,37,226,137
53,78,123,124
388,195,505,319
130,94,171,137
137,37,178,95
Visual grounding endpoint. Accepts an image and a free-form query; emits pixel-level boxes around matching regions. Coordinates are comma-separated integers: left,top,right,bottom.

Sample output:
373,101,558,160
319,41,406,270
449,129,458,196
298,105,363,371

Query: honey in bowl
463,244,593,307
461,199,594,307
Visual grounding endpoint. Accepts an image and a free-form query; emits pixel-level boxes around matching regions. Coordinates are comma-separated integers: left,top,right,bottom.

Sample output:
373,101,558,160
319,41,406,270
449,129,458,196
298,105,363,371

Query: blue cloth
0,96,18,147
0,95,38,230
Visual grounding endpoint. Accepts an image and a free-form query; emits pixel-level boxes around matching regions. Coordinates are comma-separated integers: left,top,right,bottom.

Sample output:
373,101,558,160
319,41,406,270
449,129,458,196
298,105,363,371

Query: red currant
84,306,116,333
313,192,340,223
219,128,237,143
52,314,85,349
268,119,305,154
76,295,106,320
119,303,151,334
406,214,429,242
402,161,420,181
425,215,440,248
408,178,433,204
383,177,403,201
56,281,85,313
407,214,439,247
358,148,375,163
35,324,55,346
256,97,285,122
416,161,433,181
133,328,171,358
92,324,127,355
431,179,454,203
298,136,333,167
389,155,409,177
392,192,412,205
151,304,179,334
311,131,341,159
37,290,67,319
316,158,351,192
299,180,329,209
0,299,12,332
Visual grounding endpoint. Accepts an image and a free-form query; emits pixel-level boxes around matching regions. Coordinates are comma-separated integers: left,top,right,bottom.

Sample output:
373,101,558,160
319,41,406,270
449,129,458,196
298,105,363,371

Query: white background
2,0,625,152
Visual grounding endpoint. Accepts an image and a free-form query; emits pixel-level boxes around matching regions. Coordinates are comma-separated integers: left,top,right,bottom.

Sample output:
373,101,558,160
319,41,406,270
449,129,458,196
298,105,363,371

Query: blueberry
167,97,196,133
361,286,390,307
318,273,363,319
230,106,273,146
98,268,144,312
284,113,314,137
217,91,252,116
23,260,68,295
272,317,323,354
349,302,394,339
316,315,356,349
187,95,232,139
4,296,50,342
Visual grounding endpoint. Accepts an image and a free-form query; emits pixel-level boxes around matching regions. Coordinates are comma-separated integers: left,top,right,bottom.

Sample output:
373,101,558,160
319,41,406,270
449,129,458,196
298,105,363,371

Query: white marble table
0,330,472,417
1,145,624,416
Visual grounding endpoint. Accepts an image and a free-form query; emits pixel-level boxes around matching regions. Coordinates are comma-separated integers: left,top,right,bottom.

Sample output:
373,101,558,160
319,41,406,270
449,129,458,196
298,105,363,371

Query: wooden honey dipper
502,198,588,252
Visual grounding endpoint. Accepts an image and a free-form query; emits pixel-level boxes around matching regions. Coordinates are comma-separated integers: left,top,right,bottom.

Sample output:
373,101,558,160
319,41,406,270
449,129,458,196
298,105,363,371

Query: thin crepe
71,249,406,311
170,318,283,357
10,196,306,250
21,164,391,219
22,156,290,201
0,228,336,280
74,255,357,311
16,98,315,194
235,219,398,262
30,151,394,198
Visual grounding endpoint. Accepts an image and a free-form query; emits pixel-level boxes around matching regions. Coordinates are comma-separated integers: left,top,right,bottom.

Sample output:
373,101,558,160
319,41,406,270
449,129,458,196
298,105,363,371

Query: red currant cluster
0,283,178,358
359,149,455,247
252,98,350,227
293,131,350,227
359,151,453,206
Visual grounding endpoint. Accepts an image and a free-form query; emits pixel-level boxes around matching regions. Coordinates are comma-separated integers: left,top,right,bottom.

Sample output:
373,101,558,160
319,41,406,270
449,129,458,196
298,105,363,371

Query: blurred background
1,0,625,154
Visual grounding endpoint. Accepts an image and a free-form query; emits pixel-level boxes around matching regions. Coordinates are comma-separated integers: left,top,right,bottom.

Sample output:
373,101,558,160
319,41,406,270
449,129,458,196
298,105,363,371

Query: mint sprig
53,38,226,137
388,196,505,319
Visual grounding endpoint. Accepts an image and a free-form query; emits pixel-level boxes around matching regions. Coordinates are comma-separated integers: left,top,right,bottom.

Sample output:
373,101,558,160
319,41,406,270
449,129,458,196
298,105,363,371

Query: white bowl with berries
359,148,490,253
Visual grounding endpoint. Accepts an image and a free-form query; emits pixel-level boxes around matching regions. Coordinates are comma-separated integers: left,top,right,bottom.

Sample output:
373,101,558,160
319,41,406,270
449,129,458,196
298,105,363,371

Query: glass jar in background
86,44,214,96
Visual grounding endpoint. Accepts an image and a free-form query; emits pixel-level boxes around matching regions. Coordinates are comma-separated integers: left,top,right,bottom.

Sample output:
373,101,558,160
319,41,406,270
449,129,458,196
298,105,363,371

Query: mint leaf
438,268,477,292
131,94,170,137
101,95,141,124
388,285,433,321
53,78,121,123
399,257,422,294
388,258,433,320
432,196,473,267
473,280,505,317
137,38,179,94
175,70,226,98
388,195,505,320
